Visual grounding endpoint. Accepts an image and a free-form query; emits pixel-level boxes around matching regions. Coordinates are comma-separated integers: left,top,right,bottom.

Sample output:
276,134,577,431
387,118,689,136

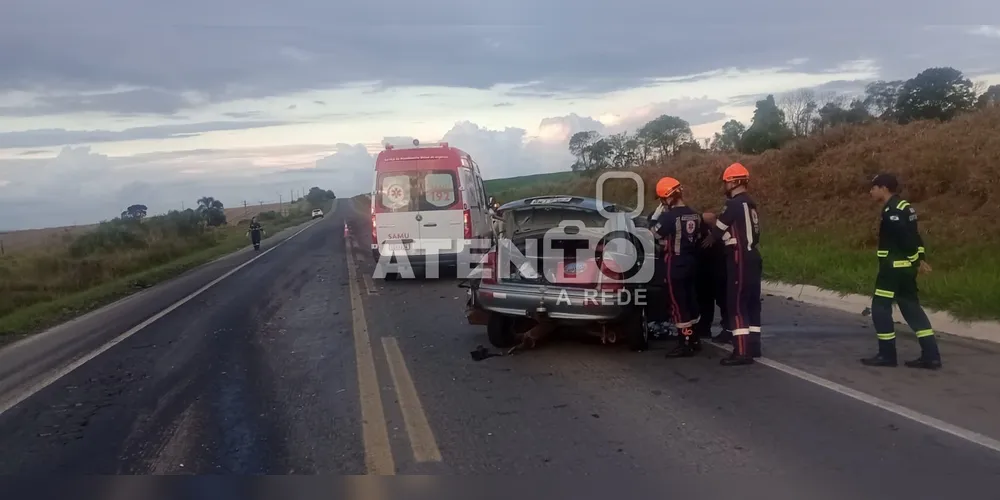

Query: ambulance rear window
376,170,459,212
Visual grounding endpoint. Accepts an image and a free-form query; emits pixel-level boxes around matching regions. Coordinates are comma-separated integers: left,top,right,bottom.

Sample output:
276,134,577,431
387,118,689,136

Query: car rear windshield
376,170,459,212
508,207,607,235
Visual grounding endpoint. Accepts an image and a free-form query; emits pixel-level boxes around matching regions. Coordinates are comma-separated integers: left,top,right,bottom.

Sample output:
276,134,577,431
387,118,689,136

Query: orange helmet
722,162,750,182
655,177,682,199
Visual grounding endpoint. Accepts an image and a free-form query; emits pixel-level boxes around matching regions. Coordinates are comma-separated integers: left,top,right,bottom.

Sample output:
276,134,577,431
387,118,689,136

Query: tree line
568,66,1000,170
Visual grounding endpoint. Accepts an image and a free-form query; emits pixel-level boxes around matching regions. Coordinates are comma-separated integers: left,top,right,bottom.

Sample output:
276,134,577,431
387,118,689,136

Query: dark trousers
251,231,262,246
872,266,939,360
726,249,762,357
695,252,728,336
665,261,699,331
646,247,671,323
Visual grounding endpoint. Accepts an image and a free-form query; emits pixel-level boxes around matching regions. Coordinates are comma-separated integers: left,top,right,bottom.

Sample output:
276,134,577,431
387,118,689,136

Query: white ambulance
370,141,492,278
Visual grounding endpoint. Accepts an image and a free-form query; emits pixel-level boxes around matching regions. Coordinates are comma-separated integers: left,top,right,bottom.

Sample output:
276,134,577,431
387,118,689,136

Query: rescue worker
693,211,732,343
652,177,703,357
710,163,762,366
861,173,942,369
247,216,265,251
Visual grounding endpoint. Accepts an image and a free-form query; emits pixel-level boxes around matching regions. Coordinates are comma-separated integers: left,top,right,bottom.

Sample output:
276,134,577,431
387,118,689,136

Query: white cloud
970,26,1000,38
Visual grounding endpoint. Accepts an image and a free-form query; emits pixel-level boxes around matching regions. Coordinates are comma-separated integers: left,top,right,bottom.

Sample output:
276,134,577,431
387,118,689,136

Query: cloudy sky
1,2,998,230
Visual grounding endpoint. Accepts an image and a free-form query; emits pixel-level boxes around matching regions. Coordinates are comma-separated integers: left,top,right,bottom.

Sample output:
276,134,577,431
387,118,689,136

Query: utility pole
244,200,248,218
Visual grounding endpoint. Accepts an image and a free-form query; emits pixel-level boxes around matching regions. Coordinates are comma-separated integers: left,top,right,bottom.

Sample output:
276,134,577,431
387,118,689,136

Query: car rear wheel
487,313,518,348
626,308,649,352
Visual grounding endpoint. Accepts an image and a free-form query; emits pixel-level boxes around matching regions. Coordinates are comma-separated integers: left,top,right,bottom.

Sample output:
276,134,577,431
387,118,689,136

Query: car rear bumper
473,283,637,322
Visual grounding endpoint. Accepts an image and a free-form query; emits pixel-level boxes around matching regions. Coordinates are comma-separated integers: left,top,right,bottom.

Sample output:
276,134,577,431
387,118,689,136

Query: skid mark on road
382,337,442,463
345,237,395,475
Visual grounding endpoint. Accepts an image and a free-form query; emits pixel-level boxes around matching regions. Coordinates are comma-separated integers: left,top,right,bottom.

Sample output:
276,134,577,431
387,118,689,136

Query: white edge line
709,343,1000,454
0,220,320,416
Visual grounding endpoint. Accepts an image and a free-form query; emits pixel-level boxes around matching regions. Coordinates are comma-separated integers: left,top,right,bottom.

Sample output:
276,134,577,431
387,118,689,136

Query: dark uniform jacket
877,195,925,269
711,192,761,255
654,206,703,267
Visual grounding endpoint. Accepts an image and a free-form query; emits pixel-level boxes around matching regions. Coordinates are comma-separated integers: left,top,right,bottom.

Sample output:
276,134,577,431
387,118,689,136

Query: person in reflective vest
860,173,942,370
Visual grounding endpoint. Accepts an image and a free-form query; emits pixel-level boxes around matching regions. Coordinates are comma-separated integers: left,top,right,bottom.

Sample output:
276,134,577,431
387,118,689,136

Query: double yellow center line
344,234,441,474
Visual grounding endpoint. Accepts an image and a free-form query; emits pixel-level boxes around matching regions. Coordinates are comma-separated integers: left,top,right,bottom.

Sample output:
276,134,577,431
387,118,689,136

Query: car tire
626,307,649,352
487,313,518,349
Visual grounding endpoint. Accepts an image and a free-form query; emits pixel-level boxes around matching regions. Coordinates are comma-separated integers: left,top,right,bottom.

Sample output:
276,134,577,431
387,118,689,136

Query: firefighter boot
665,329,696,358
749,332,762,358
905,336,943,370
720,335,754,366
860,338,898,367
712,329,734,345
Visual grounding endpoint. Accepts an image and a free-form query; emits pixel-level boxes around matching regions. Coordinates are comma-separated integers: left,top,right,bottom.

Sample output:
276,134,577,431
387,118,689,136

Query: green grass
0,208,316,338
484,171,583,202
762,230,999,321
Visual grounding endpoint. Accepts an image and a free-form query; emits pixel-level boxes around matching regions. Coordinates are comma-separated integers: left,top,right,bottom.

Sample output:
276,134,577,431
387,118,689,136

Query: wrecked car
464,195,655,353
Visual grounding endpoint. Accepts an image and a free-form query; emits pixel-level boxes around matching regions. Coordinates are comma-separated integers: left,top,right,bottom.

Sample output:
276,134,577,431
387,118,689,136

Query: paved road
1,201,999,496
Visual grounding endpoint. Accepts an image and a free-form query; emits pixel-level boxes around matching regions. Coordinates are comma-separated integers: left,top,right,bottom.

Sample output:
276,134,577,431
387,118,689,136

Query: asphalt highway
1,201,998,497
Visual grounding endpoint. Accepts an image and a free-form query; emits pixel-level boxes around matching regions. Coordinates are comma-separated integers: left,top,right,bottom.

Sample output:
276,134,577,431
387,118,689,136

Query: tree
121,204,148,221
778,89,819,136
863,80,904,119
606,132,639,169
710,120,746,152
197,196,227,227
306,186,337,207
583,139,613,170
895,67,977,124
977,84,1000,109
812,99,872,132
568,131,601,169
739,95,792,154
636,115,693,160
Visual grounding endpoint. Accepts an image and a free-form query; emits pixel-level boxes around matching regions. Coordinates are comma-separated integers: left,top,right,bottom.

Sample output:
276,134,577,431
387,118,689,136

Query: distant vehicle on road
370,140,493,278
465,195,652,352
312,208,324,219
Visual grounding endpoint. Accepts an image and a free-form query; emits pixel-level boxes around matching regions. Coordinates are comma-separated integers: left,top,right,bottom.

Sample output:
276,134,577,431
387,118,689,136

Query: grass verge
762,231,1000,320
0,209,316,338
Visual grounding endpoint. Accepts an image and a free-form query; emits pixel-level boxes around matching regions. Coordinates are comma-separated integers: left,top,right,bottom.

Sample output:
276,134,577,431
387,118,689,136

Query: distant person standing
861,173,942,369
247,216,265,251
710,163,762,366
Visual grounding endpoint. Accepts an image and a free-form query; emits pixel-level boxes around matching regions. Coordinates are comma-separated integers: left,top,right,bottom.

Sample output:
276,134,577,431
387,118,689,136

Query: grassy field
481,108,1000,321
0,201,325,337
0,202,293,257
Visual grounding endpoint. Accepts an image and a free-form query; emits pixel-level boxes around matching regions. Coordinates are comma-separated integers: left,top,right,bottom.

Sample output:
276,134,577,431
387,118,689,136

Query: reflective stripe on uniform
749,326,761,333
915,329,935,338
715,220,729,231
908,252,920,262
732,328,750,336
918,246,925,254
896,200,910,210
877,332,896,340
742,202,754,252
875,289,895,298
876,250,889,257
892,260,912,268
675,316,702,329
